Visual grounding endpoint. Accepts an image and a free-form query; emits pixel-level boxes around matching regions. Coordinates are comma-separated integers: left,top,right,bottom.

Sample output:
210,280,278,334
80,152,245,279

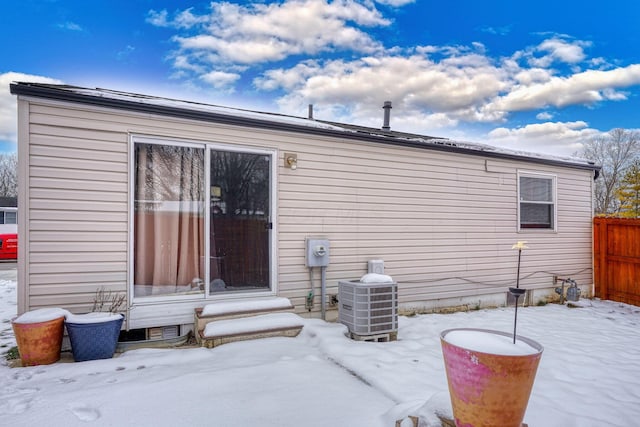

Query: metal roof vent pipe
382,101,392,130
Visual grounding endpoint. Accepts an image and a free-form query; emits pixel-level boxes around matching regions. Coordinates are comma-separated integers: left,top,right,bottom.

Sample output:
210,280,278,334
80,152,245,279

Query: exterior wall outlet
368,259,385,274
329,294,339,306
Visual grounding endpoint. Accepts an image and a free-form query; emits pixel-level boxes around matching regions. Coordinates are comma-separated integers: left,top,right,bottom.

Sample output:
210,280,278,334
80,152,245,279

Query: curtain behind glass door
134,143,205,297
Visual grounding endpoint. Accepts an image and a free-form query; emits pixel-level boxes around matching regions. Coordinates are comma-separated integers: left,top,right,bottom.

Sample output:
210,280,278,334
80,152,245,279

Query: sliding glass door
209,150,271,293
133,137,272,299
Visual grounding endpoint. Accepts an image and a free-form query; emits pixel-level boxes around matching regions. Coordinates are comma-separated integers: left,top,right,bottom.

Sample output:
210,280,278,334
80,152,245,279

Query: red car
0,233,17,260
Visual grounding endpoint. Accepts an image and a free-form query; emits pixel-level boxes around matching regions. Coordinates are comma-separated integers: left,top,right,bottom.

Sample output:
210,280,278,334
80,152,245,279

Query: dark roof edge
10,82,599,172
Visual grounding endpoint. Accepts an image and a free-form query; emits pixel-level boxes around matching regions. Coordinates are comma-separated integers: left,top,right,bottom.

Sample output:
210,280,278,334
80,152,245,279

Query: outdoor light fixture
285,153,298,170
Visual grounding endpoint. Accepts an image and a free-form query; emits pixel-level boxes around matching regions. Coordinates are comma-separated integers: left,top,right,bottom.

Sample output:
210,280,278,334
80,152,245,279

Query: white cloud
147,8,211,29
57,21,83,32
532,37,590,66
150,0,388,68
486,121,602,156
170,53,207,74
252,37,640,158
199,71,241,90
146,10,170,27
145,3,640,156
513,68,553,85
116,45,135,61
174,34,295,64
601,87,628,101
589,57,609,68
375,0,415,6
480,25,512,36
0,72,63,147
484,64,640,114
254,60,322,91
174,8,210,29
258,51,509,123
513,35,591,69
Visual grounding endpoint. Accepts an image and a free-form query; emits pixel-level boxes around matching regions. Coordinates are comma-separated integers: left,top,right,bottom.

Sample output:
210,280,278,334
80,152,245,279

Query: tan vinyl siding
278,141,593,311
20,97,595,326
25,101,129,313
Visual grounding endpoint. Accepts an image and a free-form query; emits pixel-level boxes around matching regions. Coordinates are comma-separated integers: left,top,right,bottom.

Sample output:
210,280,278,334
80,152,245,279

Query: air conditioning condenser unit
338,280,398,336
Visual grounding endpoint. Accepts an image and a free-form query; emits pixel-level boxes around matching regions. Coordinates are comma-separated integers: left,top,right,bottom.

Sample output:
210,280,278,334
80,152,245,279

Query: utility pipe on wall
321,266,327,320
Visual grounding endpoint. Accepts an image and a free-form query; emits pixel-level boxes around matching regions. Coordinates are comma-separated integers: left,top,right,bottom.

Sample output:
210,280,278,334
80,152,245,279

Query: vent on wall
506,289,534,307
338,280,398,335
147,325,180,340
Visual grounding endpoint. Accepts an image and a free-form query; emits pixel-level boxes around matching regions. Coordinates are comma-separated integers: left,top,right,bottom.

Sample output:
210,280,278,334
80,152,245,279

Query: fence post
599,220,608,300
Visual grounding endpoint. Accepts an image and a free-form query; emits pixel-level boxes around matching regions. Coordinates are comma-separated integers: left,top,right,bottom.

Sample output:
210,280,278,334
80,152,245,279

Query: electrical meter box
305,238,330,267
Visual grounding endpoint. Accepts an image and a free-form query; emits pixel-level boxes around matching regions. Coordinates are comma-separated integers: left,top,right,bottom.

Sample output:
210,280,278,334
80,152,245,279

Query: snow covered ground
2,273,640,426
0,268,17,352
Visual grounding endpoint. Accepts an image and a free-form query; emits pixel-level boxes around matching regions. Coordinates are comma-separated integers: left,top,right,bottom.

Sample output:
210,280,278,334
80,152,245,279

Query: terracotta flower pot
440,328,543,427
12,316,65,366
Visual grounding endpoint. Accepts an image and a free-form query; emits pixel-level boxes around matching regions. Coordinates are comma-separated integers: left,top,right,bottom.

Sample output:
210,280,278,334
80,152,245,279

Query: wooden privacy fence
593,217,640,305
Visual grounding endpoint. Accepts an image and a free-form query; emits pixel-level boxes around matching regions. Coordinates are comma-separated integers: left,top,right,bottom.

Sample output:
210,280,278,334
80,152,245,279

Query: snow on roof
10,82,599,170
33,83,348,132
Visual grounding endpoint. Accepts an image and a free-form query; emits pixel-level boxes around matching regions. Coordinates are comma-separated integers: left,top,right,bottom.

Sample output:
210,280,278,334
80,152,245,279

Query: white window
518,172,556,231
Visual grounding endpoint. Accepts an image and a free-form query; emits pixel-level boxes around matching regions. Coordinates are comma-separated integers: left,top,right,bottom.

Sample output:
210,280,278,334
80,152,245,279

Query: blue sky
2,0,640,156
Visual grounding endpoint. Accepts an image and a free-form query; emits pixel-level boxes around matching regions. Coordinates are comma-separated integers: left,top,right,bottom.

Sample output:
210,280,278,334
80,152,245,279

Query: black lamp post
509,241,528,344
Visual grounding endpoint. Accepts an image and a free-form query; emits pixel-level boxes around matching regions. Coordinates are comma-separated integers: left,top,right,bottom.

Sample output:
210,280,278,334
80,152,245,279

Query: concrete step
198,312,304,348
194,298,301,347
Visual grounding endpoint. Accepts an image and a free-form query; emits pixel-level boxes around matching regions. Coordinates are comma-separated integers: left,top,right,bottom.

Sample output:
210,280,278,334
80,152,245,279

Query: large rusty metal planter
12,316,65,366
441,328,543,427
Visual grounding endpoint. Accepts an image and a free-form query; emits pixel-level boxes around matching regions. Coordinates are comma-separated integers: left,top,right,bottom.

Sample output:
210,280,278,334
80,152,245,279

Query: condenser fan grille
338,280,398,335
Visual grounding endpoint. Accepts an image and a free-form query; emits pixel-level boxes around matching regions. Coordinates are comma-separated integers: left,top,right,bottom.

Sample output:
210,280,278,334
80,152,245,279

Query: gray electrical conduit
400,267,593,287
306,266,327,319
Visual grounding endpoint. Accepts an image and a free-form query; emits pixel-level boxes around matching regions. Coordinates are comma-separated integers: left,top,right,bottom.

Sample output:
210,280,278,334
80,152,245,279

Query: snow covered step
198,312,304,348
194,297,295,339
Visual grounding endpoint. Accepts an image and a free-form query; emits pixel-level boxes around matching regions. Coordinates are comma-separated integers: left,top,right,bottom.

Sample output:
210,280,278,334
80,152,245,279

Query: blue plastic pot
65,314,124,362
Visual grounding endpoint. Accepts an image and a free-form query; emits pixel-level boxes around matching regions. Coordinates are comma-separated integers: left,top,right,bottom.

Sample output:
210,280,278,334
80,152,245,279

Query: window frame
517,171,557,232
0,210,16,224
130,135,207,304
4,211,17,224
129,134,278,305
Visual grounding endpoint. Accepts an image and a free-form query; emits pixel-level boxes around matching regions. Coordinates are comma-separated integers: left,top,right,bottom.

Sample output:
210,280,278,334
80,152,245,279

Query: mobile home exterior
10,82,599,333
